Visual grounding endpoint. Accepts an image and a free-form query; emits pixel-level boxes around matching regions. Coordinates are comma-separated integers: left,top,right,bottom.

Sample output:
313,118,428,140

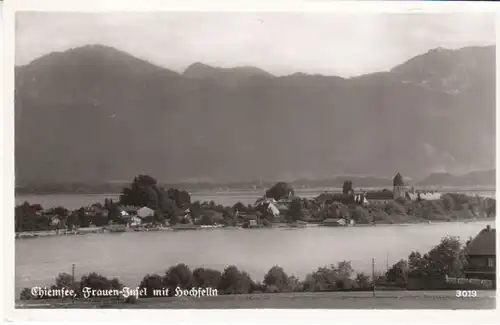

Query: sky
15,12,495,77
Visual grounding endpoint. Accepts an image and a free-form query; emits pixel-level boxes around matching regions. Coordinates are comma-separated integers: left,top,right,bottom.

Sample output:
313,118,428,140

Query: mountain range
15,44,496,185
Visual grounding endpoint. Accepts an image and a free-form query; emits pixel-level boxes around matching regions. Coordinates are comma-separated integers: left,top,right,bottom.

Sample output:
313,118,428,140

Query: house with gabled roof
464,225,496,284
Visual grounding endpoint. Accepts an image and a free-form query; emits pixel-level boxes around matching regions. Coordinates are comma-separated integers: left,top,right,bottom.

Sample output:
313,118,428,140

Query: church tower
393,172,407,199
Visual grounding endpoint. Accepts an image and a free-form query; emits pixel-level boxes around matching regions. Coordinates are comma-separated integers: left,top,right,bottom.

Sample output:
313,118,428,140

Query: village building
50,216,61,227
392,172,408,199
120,205,140,215
316,193,368,207
128,215,142,227
363,172,441,205
464,225,496,285
137,206,155,218
253,197,280,218
85,205,109,217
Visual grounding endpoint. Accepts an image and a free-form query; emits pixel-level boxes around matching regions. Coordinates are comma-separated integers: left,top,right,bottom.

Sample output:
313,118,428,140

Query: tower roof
393,172,405,186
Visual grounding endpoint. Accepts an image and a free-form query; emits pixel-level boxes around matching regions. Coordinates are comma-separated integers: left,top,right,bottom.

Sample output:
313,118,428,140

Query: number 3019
456,290,477,297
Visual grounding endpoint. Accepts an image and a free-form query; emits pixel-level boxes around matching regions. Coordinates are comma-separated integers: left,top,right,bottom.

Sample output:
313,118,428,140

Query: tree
55,272,74,289
265,182,294,201
15,202,37,232
190,201,202,217
77,207,90,228
154,210,165,225
166,188,191,208
302,261,355,292
263,266,291,293
218,266,254,294
483,198,496,218
31,204,43,212
302,267,335,292
425,236,466,278
106,202,121,224
355,273,372,289
198,214,214,226
442,194,456,211
385,259,409,286
119,174,159,207
79,272,123,293
408,236,466,280
233,202,246,213
47,206,69,218
90,212,108,227
66,212,78,231
287,198,303,223
169,214,180,226
108,278,123,290
287,275,303,292
193,268,222,289
342,180,354,195
139,274,164,297
163,264,194,295
408,251,427,278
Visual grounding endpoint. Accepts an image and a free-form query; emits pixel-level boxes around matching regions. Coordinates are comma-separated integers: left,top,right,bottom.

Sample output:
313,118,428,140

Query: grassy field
17,290,496,309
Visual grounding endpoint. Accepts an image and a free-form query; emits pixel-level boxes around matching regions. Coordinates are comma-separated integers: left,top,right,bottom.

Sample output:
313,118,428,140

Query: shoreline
14,217,495,240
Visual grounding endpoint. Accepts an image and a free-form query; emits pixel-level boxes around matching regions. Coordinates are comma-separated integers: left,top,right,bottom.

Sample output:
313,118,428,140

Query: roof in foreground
466,226,496,256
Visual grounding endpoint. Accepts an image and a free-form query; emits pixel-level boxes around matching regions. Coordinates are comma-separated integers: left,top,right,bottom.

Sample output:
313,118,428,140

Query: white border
2,1,500,324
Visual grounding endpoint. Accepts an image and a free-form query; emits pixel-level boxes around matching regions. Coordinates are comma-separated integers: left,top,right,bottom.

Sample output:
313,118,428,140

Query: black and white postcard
2,0,498,324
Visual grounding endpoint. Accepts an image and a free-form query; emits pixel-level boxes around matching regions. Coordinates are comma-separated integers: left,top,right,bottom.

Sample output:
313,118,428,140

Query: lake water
15,221,494,296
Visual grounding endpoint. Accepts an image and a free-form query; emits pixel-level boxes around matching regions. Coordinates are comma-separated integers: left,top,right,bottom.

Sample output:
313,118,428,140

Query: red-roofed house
464,225,496,284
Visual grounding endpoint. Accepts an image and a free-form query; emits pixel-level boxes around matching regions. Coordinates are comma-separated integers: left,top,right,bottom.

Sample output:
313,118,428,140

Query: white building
129,216,142,227
137,206,155,218
254,197,280,217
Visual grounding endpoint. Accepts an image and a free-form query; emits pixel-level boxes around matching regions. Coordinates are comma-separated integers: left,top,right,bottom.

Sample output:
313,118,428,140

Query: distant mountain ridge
183,62,273,87
15,44,496,184
419,170,495,187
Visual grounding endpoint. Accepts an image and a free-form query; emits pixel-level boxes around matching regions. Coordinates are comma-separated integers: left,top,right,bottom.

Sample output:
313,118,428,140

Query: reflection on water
15,221,494,296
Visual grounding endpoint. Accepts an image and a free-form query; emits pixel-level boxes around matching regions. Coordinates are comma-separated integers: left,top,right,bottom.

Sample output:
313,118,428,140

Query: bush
139,274,164,297
20,288,33,300
350,206,370,224
251,282,266,293
198,214,214,226
371,210,389,222
125,295,138,304
383,201,406,216
394,196,409,206
262,219,273,227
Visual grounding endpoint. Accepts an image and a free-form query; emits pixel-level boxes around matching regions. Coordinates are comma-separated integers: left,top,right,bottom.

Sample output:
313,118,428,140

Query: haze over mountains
15,44,495,185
